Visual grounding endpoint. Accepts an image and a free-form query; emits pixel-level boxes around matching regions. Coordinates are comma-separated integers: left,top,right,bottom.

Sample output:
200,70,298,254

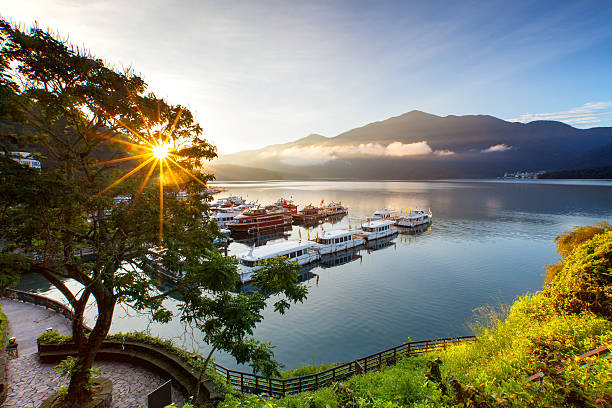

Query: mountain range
212,110,612,180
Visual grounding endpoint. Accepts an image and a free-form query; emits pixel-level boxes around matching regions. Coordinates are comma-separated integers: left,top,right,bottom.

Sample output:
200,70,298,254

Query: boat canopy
237,241,317,262
361,220,395,229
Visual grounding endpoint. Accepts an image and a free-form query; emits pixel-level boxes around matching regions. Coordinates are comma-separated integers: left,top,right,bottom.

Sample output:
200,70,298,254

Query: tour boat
356,219,397,241
229,208,293,234
235,241,320,283
309,229,365,255
211,208,242,228
395,209,432,228
369,208,397,220
213,196,247,208
322,202,348,217
273,198,298,214
292,204,326,224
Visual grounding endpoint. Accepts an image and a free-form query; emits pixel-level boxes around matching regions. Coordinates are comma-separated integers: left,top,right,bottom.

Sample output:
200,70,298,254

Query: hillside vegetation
219,224,612,408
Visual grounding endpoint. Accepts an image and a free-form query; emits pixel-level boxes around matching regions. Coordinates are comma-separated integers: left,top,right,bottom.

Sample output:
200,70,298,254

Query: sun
90,106,209,248
153,143,170,159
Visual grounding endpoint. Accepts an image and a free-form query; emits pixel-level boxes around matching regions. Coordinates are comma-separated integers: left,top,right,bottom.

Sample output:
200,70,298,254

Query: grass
0,301,8,349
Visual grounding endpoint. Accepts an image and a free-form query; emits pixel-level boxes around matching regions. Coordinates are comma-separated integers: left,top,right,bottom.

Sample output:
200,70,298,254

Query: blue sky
3,0,612,153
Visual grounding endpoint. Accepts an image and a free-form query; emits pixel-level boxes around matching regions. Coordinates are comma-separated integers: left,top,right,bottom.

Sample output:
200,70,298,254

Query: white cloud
481,144,512,153
434,149,455,156
507,102,612,128
260,141,441,165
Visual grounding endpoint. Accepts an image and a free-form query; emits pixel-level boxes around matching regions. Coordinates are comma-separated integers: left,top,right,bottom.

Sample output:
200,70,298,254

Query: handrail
3,288,476,398
210,335,475,397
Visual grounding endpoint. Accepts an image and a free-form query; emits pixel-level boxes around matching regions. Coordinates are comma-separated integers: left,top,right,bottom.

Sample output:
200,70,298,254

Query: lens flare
153,143,170,159
90,106,207,248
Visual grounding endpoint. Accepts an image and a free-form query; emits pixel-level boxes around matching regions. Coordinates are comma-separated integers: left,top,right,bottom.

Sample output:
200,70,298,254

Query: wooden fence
212,335,476,397
4,288,475,398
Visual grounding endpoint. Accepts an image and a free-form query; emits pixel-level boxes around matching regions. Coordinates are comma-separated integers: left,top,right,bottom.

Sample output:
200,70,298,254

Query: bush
0,302,8,349
544,231,612,318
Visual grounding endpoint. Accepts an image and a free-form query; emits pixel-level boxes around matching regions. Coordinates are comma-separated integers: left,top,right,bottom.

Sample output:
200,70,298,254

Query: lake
15,179,612,370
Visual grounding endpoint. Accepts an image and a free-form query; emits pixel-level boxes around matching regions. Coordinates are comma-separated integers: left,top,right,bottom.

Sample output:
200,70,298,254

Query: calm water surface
16,180,612,370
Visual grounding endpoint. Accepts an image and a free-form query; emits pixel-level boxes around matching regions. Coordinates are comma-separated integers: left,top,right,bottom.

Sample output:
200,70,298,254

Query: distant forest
538,165,612,179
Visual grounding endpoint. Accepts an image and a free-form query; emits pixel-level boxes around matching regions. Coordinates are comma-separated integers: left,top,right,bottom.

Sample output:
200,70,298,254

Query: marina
14,179,611,371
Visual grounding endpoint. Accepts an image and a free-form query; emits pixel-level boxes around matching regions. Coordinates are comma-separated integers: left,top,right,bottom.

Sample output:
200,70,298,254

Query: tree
0,20,306,407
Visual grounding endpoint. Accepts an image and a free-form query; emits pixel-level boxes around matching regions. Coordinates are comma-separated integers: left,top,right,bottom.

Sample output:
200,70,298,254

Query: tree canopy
0,19,307,407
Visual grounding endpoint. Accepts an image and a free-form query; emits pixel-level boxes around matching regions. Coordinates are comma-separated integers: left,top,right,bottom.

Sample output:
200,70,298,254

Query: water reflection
14,180,612,370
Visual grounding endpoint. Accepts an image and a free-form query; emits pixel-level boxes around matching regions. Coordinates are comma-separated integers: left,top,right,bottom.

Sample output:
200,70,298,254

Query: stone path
1,298,186,407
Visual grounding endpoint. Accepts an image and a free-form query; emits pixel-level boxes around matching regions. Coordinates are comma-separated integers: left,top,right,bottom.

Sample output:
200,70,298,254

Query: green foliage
53,356,103,392
544,230,612,318
0,302,8,349
279,362,340,379
38,330,74,344
546,222,611,281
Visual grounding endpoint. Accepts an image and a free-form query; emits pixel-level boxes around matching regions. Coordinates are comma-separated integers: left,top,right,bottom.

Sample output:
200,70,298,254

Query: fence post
269,377,272,395
393,348,397,365
315,373,318,389
378,353,382,369
332,367,336,382
255,376,259,394
299,376,302,392
282,379,285,396
240,372,244,392
226,370,230,384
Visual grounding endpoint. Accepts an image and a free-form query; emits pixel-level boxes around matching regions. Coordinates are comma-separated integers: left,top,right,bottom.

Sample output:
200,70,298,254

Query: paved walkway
1,298,186,407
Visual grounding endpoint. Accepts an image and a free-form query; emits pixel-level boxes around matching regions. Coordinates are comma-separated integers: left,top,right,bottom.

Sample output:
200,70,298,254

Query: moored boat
322,201,348,217
229,208,292,234
309,229,365,255
273,198,298,214
210,208,242,228
355,219,397,241
292,204,326,224
395,209,432,228
236,241,320,283
368,208,397,220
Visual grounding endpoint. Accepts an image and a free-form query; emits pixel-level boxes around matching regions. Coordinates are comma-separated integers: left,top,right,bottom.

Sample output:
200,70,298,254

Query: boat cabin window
241,260,256,267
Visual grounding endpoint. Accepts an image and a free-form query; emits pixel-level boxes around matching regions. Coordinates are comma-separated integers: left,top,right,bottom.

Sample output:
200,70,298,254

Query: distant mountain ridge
215,111,612,180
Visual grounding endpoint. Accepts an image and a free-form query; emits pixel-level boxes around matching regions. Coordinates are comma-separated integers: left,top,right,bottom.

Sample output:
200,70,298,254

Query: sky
3,0,612,154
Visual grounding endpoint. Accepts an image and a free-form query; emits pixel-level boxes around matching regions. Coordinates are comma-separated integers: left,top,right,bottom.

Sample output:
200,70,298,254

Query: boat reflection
319,247,362,268
232,226,292,246
239,263,318,293
365,234,397,252
397,222,431,236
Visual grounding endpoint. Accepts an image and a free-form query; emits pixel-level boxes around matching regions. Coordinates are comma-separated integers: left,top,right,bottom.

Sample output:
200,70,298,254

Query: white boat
214,196,246,207
236,241,320,283
322,202,348,217
309,229,365,255
211,208,242,228
368,208,397,220
356,220,397,241
395,209,432,228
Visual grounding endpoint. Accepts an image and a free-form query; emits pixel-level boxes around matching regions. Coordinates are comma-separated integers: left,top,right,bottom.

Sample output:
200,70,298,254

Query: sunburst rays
90,106,206,248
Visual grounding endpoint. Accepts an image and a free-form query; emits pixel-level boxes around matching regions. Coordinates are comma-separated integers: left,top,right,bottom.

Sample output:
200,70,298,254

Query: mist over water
16,180,612,370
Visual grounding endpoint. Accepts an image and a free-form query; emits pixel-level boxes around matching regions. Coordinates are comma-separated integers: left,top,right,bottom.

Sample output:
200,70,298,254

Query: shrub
0,302,8,349
544,231,612,318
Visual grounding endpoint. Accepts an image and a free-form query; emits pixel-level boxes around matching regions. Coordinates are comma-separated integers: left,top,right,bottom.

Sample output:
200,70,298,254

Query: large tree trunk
65,293,115,407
